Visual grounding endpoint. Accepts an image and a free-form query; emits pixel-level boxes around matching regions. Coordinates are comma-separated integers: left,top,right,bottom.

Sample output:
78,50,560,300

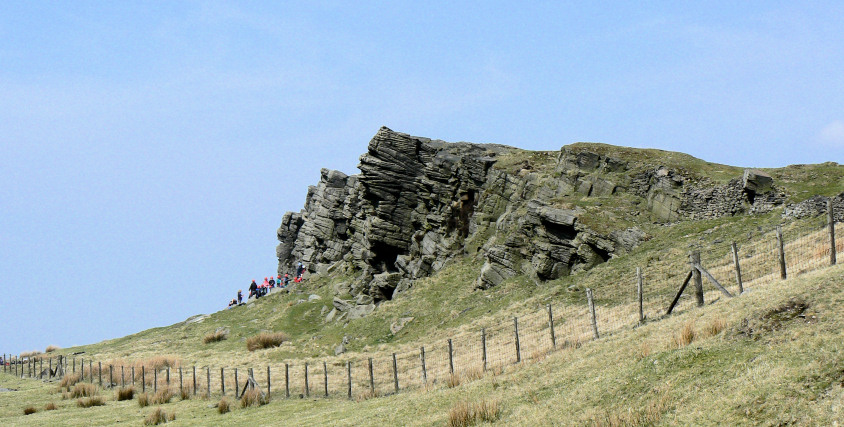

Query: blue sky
2,1,843,355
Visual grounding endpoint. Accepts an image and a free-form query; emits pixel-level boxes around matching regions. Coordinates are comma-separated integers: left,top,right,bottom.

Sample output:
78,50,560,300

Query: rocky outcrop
783,193,844,221
277,128,789,319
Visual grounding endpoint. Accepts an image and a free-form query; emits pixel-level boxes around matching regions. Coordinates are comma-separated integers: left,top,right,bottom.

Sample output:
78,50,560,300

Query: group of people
226,262,307,308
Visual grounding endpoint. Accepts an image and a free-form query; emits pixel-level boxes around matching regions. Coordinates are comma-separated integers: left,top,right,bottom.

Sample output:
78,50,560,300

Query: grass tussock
354,389,376,402
587,392,670,426
45,402,58,411
447,373,462,388
144,407,175,425
179,387,190,400
246,332,289,351
116,386,135,401
447,399,501,427
60,373,82,390
671,321,696,348
138,392,150,408
23,406,37,415
637,342,652,360
218,397,232,414
462,367,483,382
203,330,228,344
240,389,269,408
45,345,61,353
702,318,727,338
70,383,98,398
152,388,174,405
77,396,105,408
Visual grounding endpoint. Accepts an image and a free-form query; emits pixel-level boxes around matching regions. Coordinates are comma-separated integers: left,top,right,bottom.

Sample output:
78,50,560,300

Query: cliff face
277,127,787,320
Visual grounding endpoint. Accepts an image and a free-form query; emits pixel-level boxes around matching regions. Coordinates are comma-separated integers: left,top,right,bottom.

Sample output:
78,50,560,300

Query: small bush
218,397,232,414
448,399,501,427
203,330,228,344
45,345,61,353
77,396,105,408
246,332,289,351
70,383,98,398
116,386,135,401
138,392,150,408
240,389,269,408
60,373,82,390
144,407,169,425
152,388,174,405
45,402,58,411
23,406,37,415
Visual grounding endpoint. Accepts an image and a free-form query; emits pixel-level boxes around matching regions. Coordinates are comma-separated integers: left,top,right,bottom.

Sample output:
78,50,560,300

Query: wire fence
4,206,841,402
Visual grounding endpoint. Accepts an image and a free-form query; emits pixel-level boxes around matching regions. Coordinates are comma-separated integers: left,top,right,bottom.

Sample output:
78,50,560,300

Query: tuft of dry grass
60,373,82,390
45,345,61,353
447,399,501,427
246,332,289,351
23,406,37,415
20,350,41,358
240,389,269,408
203,330,228,344
587,392,670,426
144,407,170,425
463,367,483,382
179,387,190,400
70,383,98,398
637,342,652,360
45,402,58,411
354,389,376,402
152,388,174,405
446,373,462,388
116,386,135,401
138,392,150,408
701,318,727,338
218,397,232,414
77,396,105,408
671,321,696,348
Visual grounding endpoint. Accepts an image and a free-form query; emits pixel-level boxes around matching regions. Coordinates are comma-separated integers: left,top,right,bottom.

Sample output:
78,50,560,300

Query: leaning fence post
481,329,488,371
420,347,427,385
732,242,744,294
368,358,375,396
829,199,837,266
285,363,290,398
304,362,310,397
587,288,599,339
777,225,787,279
447,339,454,375
392,353,399,393
636,267,644,324
347,361,352,399
514,316,521,363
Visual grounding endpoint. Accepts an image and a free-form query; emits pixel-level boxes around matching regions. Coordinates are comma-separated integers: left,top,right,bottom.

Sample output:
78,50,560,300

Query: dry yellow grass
239,389,269,408
60,373,82,390
137,392,150,408
69,383,98,398
143,407,172,425
152,388,174,405
23,406,36,415
76,396,105,408
116,386,135,401
218,397,232,414
203,330,228,344
44,402,57,411
671,321,696,348
246,332,289,351
447,399,501,426
45,345,61,353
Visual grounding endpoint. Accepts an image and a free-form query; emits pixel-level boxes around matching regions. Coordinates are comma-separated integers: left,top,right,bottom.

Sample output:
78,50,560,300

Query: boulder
742,169,773,194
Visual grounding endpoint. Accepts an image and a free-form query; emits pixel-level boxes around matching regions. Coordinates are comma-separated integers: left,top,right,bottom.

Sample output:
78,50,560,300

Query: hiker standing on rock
237,290,243,304
249,280,258,299
283,273,290,288
268,276,276,289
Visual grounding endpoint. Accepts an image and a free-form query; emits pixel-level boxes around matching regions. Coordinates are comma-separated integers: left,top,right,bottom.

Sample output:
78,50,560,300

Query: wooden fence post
481,329,488,371
234,368,238,396
89,360,93,383
81,358,84,381
347,361,352,400
777,225,787,279
179,367,182,392
420,347,427,385
121,366,125,388
448,339,454,375
304,362,310,397
637,267,644,324
73,357,76,374
392,353,399,393
98,362,102,387
154,369,158,393
285,363,290,398
548,305,557,349
829,199,837,266
323,361,329,398
732,242,744,294
587,288,599,339
267,365,271,398
206,367,210,397
132,367,135,387
368,358,375,396
514,316,521,363
166,367,170,387
221,367,225,396
109,365,113,387
141,366,146,393
192,366,196,395
690,251,704,307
